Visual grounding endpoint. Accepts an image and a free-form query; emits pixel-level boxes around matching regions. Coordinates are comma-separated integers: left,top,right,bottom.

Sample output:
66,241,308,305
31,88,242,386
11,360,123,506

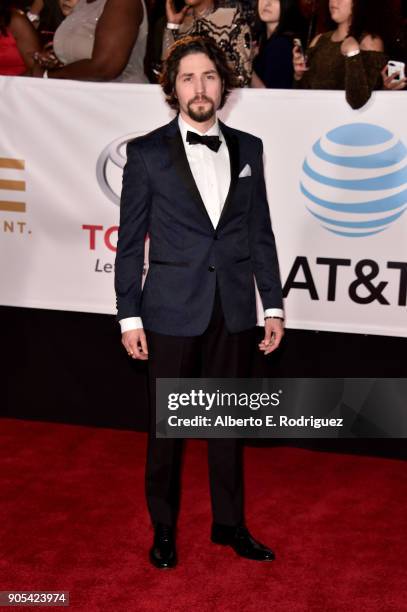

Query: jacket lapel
164,116,240,232
165,117,214,231
217,120,240,230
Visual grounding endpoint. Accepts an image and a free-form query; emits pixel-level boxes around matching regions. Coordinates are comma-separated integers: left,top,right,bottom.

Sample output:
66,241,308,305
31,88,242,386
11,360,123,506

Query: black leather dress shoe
211,523,275,561
149,524,177,569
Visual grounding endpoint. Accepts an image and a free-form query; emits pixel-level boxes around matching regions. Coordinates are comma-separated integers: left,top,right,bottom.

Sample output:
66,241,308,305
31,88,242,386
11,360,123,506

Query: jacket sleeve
345,50,387,110
248,140,283,310
114,141,152,321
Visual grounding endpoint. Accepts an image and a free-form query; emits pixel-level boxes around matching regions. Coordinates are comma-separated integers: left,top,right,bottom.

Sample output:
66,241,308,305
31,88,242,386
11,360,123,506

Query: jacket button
208,265,215,272
214,234,219,240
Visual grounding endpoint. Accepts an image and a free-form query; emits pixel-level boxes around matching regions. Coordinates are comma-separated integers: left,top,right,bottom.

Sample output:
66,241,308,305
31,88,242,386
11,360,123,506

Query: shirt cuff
264,308,284,320
119,317,143,332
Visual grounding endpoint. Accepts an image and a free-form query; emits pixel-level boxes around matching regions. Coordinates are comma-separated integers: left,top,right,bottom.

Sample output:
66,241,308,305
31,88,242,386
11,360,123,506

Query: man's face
174,52,223,123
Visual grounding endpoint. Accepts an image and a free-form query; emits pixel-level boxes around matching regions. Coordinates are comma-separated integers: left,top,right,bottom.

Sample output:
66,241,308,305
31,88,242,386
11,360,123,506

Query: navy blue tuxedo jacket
114,115,283,336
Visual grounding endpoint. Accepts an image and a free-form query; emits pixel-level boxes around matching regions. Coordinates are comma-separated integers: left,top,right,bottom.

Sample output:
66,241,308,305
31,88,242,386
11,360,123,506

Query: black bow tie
186,131,221,152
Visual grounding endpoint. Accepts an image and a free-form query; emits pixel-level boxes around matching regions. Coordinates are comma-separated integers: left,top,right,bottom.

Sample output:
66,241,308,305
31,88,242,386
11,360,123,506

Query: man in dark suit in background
114,35,284,569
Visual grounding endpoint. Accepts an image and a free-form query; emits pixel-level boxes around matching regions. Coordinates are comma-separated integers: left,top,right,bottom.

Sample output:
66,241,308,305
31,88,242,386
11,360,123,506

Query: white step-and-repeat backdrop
0,77,406,337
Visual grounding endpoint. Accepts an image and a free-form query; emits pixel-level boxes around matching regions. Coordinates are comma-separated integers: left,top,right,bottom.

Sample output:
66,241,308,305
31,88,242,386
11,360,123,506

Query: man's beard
186,96,215,122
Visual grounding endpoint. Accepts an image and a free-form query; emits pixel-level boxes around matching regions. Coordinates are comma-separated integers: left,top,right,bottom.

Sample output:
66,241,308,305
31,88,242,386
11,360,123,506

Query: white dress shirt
178,114,231,228
119,114,283,332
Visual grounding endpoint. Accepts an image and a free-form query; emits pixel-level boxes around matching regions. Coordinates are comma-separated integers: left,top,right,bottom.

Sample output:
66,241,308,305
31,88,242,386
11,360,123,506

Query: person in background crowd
22,0,69,63
0,0,41,75
382,0,407,90
162,0,253,86
251,0,302,88
293,0,392,109
31,0,78,66
32,0,149,82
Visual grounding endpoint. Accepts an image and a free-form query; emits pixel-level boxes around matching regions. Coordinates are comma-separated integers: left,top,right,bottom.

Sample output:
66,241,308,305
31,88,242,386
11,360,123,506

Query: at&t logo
300,123,407,237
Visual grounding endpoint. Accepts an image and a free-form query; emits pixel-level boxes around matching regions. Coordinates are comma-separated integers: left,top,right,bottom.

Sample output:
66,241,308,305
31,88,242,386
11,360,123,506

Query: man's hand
121,329,149,360
258,318,284,356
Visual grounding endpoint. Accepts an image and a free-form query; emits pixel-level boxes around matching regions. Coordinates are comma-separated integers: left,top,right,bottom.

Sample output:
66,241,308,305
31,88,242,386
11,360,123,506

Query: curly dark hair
319,0,400,51
159,35,236,111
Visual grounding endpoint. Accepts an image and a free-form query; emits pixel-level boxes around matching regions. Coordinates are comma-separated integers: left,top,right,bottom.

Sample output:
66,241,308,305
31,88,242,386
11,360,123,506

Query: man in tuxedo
114,35,284,569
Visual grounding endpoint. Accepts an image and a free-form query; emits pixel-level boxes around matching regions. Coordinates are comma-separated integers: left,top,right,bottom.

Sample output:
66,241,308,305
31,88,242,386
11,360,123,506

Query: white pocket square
238,163,251,178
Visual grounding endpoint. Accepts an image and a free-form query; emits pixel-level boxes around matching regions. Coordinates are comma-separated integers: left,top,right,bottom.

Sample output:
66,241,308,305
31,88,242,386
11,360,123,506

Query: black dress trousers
145,284,256,528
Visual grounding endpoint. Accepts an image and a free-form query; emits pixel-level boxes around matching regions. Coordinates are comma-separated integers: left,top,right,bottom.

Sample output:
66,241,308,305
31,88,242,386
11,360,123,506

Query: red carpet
0,418,406,611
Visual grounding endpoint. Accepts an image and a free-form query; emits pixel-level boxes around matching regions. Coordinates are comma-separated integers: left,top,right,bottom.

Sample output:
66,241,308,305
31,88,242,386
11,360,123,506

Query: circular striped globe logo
300,123,407,237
